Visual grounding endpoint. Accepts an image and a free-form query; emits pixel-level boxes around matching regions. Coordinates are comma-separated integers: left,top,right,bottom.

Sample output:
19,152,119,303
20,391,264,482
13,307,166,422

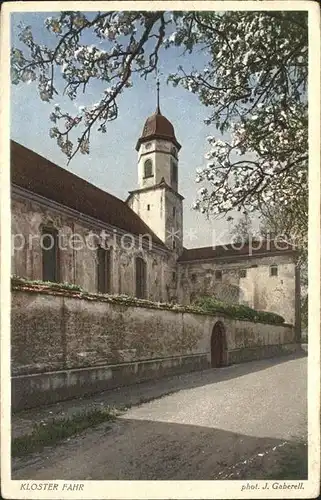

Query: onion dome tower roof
135,81,181,151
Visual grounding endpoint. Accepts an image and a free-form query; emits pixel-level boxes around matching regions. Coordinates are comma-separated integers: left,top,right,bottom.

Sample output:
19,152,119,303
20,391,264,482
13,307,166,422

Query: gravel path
12,354,307,480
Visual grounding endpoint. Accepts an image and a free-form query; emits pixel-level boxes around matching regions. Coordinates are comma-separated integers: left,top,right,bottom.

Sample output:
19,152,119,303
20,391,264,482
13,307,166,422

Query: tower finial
156,78,161,114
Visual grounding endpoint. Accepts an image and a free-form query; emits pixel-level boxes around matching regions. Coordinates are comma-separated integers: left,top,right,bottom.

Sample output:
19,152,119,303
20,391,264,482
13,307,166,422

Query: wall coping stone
12,276,293,328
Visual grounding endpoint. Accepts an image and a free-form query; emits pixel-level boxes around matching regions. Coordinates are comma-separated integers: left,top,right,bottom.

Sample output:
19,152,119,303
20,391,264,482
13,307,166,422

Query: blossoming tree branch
11,10,308,240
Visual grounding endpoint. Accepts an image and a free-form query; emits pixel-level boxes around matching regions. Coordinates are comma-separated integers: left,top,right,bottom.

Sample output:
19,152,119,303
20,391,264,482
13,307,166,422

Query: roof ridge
185,240,296,251
11,140,133,207
178,241,297,263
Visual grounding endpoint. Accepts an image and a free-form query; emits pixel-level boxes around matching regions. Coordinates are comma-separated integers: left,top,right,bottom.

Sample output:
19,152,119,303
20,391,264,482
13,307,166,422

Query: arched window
144,159,153,178
41,226,59,282
97,246,111,293
135,257,147,298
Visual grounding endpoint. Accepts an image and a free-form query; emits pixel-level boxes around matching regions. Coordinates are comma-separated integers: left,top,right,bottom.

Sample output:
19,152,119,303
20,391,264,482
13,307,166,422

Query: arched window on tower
135,257,147,299
144,159,153,179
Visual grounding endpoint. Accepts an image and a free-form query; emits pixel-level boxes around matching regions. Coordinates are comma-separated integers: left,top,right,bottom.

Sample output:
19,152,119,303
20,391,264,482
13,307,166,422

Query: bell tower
126,82,183,254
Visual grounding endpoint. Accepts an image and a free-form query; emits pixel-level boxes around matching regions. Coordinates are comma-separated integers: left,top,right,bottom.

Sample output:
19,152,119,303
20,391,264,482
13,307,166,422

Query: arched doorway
211,321,227,368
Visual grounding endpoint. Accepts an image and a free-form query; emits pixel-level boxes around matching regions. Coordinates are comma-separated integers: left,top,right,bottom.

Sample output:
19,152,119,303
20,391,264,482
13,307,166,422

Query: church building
10,94,301,336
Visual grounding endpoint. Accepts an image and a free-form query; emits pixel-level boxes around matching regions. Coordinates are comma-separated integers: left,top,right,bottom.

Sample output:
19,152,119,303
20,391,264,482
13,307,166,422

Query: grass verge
12,390,180,459
266,442,308,480
12,407,119,458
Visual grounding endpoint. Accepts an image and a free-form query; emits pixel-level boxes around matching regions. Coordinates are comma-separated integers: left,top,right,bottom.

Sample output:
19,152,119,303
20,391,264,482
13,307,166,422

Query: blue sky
11,11,238,248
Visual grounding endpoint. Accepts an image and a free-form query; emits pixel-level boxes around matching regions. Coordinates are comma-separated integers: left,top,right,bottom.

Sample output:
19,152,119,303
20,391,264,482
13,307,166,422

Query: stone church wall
177,254,298,326
11,287,299,410
11,191,177,303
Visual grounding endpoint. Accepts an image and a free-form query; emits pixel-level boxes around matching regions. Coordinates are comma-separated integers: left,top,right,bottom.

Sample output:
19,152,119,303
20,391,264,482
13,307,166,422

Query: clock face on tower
145,142,152,150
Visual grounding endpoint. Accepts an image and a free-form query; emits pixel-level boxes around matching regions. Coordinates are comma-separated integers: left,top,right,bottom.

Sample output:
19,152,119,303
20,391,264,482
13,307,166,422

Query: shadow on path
12,417,308,481
12,351,307,439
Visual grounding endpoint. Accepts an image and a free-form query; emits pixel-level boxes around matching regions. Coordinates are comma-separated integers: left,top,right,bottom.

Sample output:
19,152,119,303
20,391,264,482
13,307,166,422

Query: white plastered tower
127,83,183,254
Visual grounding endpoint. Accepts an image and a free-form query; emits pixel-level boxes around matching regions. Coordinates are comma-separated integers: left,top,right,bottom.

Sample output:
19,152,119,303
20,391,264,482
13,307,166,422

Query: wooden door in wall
211,322,226,368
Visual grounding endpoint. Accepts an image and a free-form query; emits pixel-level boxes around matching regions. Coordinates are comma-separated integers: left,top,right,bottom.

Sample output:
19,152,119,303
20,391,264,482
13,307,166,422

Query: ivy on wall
193,296,285,325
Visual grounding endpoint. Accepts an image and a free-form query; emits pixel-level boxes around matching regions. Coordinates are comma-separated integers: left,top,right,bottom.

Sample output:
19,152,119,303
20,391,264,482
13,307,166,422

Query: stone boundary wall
11,288,299,410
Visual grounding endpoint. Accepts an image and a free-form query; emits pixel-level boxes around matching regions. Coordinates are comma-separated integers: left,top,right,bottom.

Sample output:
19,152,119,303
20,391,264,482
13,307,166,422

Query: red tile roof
178,241,297,262
136,110,181,151
10,140,166,248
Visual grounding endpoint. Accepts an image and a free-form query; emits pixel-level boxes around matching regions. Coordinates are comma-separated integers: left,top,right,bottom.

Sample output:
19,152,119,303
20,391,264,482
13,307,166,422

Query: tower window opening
144,159,153,178
270,265,278,277
170,159,178,185
215,270,222,281
173,207,176,217
147,204,150,211
173,240,176,249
